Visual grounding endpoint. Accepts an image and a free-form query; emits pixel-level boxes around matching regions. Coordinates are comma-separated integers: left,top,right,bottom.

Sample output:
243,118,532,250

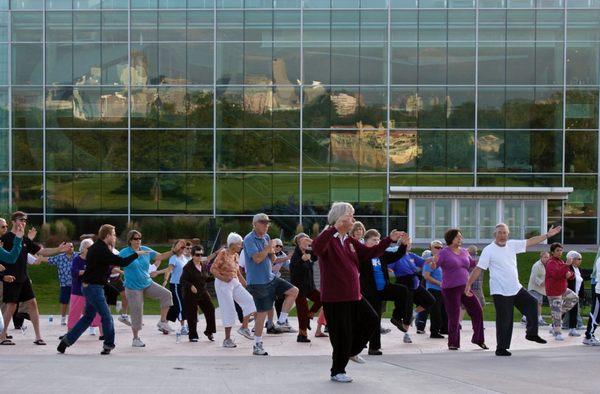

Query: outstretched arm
526,226,561,248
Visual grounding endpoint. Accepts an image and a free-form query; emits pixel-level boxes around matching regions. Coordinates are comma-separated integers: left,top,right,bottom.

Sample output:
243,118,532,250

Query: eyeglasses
131,237,142,241
194,253,204,257
275,245,283,248
0,225,7,229
258,220,270,224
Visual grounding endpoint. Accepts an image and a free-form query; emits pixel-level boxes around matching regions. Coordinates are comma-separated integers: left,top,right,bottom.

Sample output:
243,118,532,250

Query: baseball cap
252,213,271,224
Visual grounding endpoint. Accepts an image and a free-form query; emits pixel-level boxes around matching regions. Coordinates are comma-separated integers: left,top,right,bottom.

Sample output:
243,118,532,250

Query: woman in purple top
435,229,486,350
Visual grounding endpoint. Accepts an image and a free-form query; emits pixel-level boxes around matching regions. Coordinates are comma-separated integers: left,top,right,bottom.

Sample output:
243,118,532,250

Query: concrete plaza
0,315,598,393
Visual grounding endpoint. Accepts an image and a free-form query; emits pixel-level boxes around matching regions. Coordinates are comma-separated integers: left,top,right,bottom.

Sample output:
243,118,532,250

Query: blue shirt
388,252,426,290
243,231,274,285
423,263,442,291
371,258,386,291
169,254,187,284
120,246,158,290
48,252,76,287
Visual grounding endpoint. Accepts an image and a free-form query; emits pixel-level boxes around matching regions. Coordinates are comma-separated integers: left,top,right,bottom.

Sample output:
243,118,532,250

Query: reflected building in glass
0,0,598,244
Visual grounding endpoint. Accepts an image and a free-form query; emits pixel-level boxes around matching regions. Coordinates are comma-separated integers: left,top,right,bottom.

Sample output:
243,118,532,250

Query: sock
255,336,262,345
278,312,288,324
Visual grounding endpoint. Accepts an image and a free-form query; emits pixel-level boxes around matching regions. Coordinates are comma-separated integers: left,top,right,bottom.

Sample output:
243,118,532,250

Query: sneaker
60,316,67,326
157,320,174,333
297,334,311,343
100,348,112,355
569,329,581,337
403,333,412,344
368,349,383,355
538,318,550,326
275,321,293,333
495,348,511,356
118,315,132,327
430,333,445,339
525,335,547,344
330,373,353,383
237,327,254,340
390,317,407,333
520,316,527,324
57,340,68,354
266,324,283,334
416,329,425,334
380,327,391,335
180,326,189,335
223,338,237,348
190,338,199,342
253,342,268,356
555,334,565,341
88,327,96,336
349,355,365,364
583,337,600,346
132,338,146,347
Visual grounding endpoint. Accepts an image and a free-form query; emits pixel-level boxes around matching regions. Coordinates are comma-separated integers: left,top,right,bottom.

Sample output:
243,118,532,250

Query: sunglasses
0,225,7,229
131,237,142,241
194,253,204,257
433,246,442,249
275,245,282,248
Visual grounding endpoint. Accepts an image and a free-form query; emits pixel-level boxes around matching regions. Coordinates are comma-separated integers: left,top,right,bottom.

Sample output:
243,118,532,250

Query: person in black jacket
290,233,321,343
58,224,144,355
359,229,410,355
181,246,216,342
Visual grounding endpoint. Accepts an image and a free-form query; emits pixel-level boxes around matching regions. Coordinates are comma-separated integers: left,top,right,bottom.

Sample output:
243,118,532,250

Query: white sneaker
555,334,565,341
569,329,581,337
88,327,96,336
223,338,237,348
349,355,366,364
132,338,146,347
157,320,174,333
403,333,412,343
180,325,189,335
237,327,254,340
520,316,527,324
330,373,353,383
253,342,268,356
275,321,292,333
61,316,67,326
118,315,132,327
583,337,600,346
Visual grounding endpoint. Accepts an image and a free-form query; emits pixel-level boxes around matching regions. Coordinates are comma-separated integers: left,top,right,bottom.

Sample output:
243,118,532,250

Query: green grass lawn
29,248,597,322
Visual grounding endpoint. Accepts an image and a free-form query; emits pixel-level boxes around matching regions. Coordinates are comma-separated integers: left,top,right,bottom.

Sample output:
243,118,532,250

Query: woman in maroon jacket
545,242,579,341
312,202,402,384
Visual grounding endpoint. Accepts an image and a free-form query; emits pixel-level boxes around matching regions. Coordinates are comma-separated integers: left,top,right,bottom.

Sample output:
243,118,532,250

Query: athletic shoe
520,316,527,323
569,329,581,337
403,333,412,344
237,327,254,340
118,315,132,327
253,342,268,356
60,316,67,326
132,338,146,347
190,338,199,342
555,334,565,341
390,317,407,333
430,333,445,339
538,318,550,326
297,334,311,343
100,348,112,355
330,373,353,383
275,321,293,333
349,355,366,364
157,320,174,333
495,349,511,356
223,338,237,348
380,327,391,335
266,323,283,334
583,337,600,346
416,329,425,334
368,349,383,355
180,325,189,335
88,327,96,336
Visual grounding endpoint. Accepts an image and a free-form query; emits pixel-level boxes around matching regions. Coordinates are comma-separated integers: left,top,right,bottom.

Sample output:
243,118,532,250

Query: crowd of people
0,205,598,383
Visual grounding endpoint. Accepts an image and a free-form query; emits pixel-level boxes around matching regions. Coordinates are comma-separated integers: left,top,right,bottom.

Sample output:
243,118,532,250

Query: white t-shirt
477,240,527,296
574,266,583,294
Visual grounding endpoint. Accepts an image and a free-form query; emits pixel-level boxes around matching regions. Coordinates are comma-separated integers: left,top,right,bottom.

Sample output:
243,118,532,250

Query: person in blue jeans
57,224,145,355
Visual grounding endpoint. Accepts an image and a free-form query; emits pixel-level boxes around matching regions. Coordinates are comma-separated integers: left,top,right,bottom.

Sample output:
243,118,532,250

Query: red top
545,256,571,297
312,226,392,303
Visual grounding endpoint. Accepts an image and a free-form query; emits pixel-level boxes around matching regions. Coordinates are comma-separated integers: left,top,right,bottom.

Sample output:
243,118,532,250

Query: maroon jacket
312,226,392,303
545,256,571,297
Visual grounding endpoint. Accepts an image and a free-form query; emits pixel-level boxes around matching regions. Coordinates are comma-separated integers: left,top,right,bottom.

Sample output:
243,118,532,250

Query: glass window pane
12,87,43,128
479,200,497,240
303,42,330,85
12,43,43,85
187,87,214,128
448,43,475,84
434,200,452,239
418,43,447,85
458,200,476,239
12,129,42,170
303,86,330,128
391,10,417,41
565,130,598,173
46,11,73,41
74,11,101,42
390,87,418,128
478,42,506,84
102,11,128,42
102,43,129,84
73,43,101,83
217,10,243,41
415,199,432,240
46,43,73,85
506,42,535,85
565,175,597,217
389,130,417,171
391,42,417,85
0,173,7,214
566,88,599,130
564,219,597,245
157,86,187,127
12,173,43,213
188,42,215,84
244,42,273,85
536,42,564,85
273,130,300,171
478,87,505,129
158,43,186,84
12,11,42,42
302,174,330,216
158,11,187,41
187,174,213,214
524,200,542,238
567,42,600,86
503,200,523,238
132,10,158,42
188,10,213,41
216,42,243,84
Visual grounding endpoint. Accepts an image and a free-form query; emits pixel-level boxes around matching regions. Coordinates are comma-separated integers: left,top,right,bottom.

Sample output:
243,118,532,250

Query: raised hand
59,242,72,252
547,225,562,238
389,229,402,242
27,226,37,241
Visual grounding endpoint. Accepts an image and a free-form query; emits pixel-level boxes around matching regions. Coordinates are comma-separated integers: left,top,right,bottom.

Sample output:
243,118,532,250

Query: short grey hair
79,238,94,252
494,223,509,233
566,250,582,260
227,232,243,247
327,202,354,225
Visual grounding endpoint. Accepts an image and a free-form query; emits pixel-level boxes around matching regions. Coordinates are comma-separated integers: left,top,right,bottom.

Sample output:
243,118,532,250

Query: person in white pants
211,233,256,348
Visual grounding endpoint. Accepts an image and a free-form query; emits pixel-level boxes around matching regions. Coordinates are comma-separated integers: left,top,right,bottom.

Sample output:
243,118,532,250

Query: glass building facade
0,0,599,244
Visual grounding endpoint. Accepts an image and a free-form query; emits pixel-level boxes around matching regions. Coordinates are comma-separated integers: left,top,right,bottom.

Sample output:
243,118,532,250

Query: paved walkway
0,316,597,393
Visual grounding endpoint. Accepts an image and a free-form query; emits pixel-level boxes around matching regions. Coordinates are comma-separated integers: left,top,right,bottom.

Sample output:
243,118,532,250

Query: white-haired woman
210,233,257,348
312,202,402,383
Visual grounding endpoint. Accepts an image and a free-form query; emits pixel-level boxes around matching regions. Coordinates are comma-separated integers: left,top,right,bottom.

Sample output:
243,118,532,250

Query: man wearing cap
243,213,299,356
0,211,71,346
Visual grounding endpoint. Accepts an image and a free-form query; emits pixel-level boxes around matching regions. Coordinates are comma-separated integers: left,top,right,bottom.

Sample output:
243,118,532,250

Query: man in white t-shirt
466,223,561,356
